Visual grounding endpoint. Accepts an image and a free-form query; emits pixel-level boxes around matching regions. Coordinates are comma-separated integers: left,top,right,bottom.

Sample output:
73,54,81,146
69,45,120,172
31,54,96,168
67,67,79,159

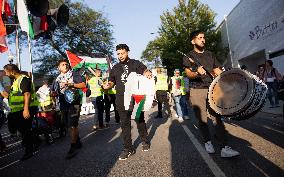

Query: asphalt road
0,105,283,177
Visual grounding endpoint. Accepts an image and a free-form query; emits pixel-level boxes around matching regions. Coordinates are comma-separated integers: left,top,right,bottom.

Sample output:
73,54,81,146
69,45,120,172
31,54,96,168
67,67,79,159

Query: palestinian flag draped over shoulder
17,0,34,38
131,94,146,121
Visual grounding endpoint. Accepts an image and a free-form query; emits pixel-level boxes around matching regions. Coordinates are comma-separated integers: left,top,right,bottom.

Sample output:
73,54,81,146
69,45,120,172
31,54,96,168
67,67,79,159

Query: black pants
104,94,120,123
92,96,104,127
8,107,38,153
116,94,148,149
118,110,148,150
189,89,227,147
0,110,4,145
156,90,171,117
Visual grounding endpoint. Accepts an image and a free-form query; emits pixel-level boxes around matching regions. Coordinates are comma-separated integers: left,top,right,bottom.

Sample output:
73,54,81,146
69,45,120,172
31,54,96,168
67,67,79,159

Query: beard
195,43,205,51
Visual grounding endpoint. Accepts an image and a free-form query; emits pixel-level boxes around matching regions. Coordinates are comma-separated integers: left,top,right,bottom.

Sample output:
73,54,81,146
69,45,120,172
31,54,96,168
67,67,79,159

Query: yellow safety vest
108,86,116,94
155,74,169,91
40,94,53,108
89,77,103,97
9,75,39,112
171,76,186,95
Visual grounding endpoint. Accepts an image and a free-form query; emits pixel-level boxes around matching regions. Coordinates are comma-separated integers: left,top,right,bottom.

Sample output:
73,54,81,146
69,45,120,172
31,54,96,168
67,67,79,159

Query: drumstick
177,50,214,80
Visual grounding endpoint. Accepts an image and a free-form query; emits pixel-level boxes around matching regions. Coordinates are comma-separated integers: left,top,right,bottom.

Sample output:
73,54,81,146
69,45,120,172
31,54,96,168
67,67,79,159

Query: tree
142,0,228,75
30,1,114,80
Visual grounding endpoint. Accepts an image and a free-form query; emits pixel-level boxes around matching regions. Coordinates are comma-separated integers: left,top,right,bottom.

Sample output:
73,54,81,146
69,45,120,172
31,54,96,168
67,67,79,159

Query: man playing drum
183,30,239,158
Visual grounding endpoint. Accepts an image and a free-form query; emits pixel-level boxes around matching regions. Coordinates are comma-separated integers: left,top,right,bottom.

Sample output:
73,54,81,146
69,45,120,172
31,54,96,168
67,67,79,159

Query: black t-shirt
109,59,147,96
20,77,32,93
183,50,220,88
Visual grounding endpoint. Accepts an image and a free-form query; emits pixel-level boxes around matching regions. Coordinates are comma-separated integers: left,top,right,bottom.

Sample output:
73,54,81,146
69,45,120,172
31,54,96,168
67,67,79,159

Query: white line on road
0,160,20,171
0,148,23,159
181,124,227,177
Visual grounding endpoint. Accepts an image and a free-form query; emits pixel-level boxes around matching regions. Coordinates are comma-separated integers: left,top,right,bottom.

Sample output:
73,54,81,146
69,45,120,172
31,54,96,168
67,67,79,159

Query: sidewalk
261,99,283,116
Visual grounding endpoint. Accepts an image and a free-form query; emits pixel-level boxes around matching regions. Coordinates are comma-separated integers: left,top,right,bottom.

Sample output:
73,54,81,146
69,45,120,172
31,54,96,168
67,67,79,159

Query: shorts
61,104,81,128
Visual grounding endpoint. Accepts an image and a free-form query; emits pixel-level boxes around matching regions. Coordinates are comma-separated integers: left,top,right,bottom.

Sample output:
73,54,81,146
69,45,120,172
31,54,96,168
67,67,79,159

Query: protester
36,80,54,111
154,67,171,119
183,30,240,158
171,69,189,122
103,80,120,125
4,64,39,160
0,81,9,152
261,60,283,108
51,59,86,158
88,68,107,130
103,44,152,160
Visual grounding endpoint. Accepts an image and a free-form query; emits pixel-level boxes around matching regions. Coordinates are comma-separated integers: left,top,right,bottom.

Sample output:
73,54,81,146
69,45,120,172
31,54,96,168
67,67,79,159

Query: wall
218,0,284,74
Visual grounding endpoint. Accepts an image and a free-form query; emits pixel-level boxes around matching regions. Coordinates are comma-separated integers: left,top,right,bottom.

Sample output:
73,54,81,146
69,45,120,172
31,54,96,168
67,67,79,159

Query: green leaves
31,2,114,79
142,0,227,75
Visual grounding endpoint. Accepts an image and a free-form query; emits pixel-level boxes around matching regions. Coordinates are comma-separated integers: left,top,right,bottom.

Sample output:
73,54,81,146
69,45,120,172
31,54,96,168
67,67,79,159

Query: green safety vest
89,77,103,97
171,76,186,95
107,86,116,94
9,75,39,112
155,74,169,91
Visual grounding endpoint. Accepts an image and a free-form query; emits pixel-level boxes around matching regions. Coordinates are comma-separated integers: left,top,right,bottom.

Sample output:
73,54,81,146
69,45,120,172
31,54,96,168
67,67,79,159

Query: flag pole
27,34,33,82
15,25,21,69
13,0,21,69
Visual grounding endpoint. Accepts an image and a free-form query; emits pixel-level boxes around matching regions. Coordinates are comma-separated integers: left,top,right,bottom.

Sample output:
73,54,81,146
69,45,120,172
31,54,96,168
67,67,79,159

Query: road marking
81,131,96,141
0,160,20,171
181,124,227,177
0,148,23,159
249,160,270,177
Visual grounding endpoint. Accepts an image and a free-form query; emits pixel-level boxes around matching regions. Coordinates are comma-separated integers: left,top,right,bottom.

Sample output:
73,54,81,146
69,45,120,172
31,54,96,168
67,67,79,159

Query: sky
0,0,240,72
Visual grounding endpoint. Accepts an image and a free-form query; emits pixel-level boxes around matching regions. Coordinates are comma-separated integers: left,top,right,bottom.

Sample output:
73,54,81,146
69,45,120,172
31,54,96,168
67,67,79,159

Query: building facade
218,0,284,74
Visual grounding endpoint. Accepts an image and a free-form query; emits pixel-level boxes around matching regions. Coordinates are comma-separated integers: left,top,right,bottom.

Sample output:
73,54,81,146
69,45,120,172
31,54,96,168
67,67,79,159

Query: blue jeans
180,95,189,116
173,95,183,117
266,82,279,106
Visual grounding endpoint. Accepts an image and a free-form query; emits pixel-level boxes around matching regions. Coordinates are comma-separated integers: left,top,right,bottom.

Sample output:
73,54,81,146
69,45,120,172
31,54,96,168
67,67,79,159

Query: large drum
208,68,267,120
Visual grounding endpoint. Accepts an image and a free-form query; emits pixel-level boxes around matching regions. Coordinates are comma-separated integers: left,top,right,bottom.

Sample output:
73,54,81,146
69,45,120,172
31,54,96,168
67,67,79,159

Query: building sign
249,14,284,40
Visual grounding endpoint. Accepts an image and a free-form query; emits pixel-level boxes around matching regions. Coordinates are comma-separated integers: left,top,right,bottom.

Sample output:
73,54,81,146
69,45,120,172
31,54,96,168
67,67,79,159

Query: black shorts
61,104,81,128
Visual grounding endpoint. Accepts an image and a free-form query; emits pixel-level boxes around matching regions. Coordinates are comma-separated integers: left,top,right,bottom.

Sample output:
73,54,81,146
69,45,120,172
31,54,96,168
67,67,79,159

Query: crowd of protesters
0,40,283,162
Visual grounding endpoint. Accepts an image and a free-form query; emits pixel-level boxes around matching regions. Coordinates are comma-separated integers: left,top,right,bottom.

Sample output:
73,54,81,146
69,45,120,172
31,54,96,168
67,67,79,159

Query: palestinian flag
131,94,146,121
66,50,83,68
0,0,8,53
17,0,34,38
66,50,109,71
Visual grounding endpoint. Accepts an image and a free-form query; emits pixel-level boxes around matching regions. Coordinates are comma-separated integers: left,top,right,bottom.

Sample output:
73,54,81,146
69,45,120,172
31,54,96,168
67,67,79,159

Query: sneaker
142,142,150,152
183,115,190,120
178,116,184,122
221,146,240,158
205,141,215,154
119,148,136,160
98,125,110,130
66,145,78,159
